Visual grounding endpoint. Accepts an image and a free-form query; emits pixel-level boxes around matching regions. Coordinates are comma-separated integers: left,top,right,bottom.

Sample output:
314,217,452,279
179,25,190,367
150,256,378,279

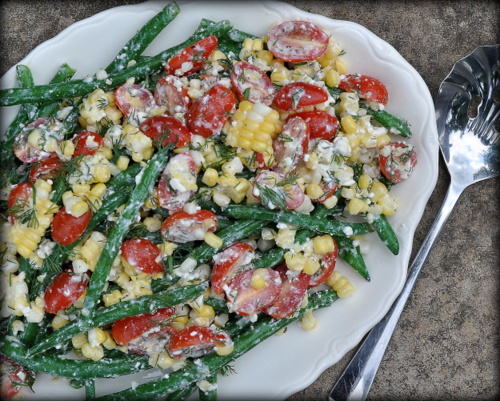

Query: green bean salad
0,2,417,399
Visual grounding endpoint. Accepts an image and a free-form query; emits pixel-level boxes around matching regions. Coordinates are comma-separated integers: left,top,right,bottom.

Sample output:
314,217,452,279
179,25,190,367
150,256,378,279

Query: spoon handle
328,182,463,401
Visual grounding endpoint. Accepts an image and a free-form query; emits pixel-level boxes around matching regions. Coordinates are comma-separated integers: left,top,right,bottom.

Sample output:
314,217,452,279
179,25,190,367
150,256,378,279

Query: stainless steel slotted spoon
328,44,500,401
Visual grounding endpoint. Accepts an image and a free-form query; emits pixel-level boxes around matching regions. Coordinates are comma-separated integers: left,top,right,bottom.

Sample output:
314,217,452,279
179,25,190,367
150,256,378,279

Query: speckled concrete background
1,1,499,400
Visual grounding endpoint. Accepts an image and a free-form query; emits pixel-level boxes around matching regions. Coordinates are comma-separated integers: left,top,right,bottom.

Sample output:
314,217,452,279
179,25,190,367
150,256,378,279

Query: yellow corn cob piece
8,180,59,258
225,100,279,154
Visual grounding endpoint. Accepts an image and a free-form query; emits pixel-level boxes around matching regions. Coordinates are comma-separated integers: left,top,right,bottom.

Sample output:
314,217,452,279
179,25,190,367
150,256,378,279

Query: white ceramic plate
1,1,439,399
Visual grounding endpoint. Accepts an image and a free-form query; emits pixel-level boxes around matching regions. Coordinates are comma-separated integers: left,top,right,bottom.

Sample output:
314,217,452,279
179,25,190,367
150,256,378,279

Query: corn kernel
358,174,371,190
334,58,347,75
51,313,69,330
70,200,89,218
257,49,274,63
204,232,223,249
370,182,388,202
103,289,122,306
284,251,304,272
215,343,234,356
94,164,111,183
160,241,177,256
327,271,355,297
81,343,104,361
341,115,357,134
324,67,340,88
61,140,75,157
302,257,321,275
27,129,42,148
209,50,227,63
102,331,116,350
313,235,335,255
143,216,162,232
347,197,368,215
116,155,130,171
91,183,107,198
72,333,88,349
301,309,317,330
202,168,219,187
250,269,268,290
88,327,107,346
98,146,113,160
306,183,324,200
156,351,176,369
197,305,215,319
173,315,189,325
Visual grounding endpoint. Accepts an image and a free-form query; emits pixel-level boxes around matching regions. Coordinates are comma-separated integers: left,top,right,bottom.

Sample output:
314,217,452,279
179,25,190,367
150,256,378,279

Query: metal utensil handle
328,182,463,401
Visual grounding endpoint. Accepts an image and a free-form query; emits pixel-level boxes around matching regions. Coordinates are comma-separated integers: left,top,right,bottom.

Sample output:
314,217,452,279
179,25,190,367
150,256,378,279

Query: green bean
33,63,77,118
1,63,77,160
0,65,36,165
166,383,197,401
189,219,266,265
223,204,372,236
0,21,233,107
105,2,181,74
204,296,228,314
30,170,138,299
94,289,338,401
1,339,150,379
85,380,96,400
28,282,206,356
201,18,257,57
333,235,370,281
360,103,412,138
80,148,171,326
199,373,218,401
371,214,399,255
253,228,312,269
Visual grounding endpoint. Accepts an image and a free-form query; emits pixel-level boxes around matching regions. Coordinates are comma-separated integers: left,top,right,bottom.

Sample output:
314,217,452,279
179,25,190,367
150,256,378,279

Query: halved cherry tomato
289,110,339,141
0,356,35,399
266,20,329,63
14,117,57,163
309,246,339,287
161,209,218,243
264,263,311,319
7,183,32,223
121,238,164,274
126,326,176,355
225,268,282,316
111,307,175,345
272,116,309,174
43,269,88,313
254,170,305,210
167,325,232,358
254,151,275,170
338,74,389,105
311,179,338,203
379,141,417,184
230,61,276,106
157,153,198,212
211,242,255,295
185,83,236,138
114,83,155,118
273,82,329,111
139,115,191,148
165,35,218,76
28,157,63,183
154,75,191,115
51,207,92,245
72,131,104,157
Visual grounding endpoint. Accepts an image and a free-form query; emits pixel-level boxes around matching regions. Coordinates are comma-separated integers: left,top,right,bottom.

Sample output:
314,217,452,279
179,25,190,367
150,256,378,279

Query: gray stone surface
1,1,498,400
